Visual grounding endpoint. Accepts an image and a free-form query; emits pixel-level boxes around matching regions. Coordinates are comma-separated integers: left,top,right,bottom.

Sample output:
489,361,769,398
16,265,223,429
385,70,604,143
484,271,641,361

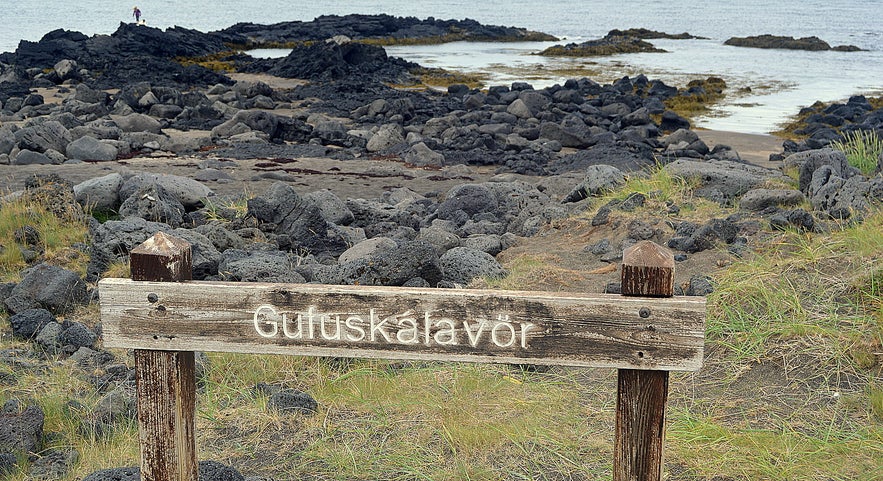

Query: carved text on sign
251,305,539,349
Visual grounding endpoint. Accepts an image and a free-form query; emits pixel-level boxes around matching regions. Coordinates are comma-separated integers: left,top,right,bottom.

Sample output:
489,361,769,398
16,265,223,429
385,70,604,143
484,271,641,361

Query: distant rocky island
724,34,863,52
537,29,705,57
215,13,558,47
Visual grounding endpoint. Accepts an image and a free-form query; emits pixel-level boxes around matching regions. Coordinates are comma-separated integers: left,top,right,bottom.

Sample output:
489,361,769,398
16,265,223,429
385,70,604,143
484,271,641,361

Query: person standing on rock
133,6,142,23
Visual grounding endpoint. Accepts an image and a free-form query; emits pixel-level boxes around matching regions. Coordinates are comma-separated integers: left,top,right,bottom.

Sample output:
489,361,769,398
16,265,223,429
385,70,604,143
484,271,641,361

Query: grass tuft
0,197,90,280
830,129,883,176
202,192,252,222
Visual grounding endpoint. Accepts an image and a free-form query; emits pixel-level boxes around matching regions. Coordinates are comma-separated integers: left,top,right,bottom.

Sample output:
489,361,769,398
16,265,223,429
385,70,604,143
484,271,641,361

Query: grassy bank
1,168,881,480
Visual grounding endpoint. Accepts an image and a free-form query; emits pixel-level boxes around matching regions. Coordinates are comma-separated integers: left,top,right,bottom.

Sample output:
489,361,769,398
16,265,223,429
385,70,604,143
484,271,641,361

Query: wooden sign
98,279,705,371
98,233,706,481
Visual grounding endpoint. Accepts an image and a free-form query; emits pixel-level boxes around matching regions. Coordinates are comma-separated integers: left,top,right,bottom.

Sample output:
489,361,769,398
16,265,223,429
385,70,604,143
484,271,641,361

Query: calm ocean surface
2,0,882,133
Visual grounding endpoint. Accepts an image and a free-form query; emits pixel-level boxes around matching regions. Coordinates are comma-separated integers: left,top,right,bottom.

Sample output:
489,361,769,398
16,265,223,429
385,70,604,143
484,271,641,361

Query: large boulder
403,142,445,167
550,142,656,173
109,113,163,134
247,182,348,258
217,249,307,283
119,173,212,210
809,166,883,219
366,124,405,152
314,240,442,286
739,188,805,211
5,264,88,315
345,198,421,232
303,189,354,226
665,158,782,201
192,222,249,252
86,217,172,280
118,182,186,227
211,110,279,139
8,309,56,339
518,90,552,115
12,149,56,165
785,148,858,193
0,401,45,459
538,121,594,148
416,226,461,255
14,120,71,154
66,135,119,161
437,184,498,222
562,164,626,202
0,127,18,155
438,247,506,285
73,173,124,212
338,237,397,264
169,228,223,279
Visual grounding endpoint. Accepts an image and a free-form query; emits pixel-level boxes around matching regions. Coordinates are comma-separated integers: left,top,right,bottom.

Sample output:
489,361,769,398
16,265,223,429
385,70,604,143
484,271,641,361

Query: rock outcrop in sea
538,31,668,57
213,13,559,47
724,34,862,52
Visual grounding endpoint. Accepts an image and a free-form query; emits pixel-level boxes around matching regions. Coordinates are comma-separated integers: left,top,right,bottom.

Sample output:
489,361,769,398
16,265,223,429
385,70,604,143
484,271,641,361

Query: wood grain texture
615,368,668,481
621,241,675,298
135,350,197,481
615,241,674,481
130,232,198,481
98,279,706,371
130,231,192,283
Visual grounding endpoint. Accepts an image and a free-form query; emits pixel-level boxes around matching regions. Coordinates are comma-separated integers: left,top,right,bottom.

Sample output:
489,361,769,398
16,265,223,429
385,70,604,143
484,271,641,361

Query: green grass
201,192,252,222
591,162,722,221
194,356,605,480
669,409,883,480
0,197,90,281
0,356,142,481
709,219,883,362
831,129,883,176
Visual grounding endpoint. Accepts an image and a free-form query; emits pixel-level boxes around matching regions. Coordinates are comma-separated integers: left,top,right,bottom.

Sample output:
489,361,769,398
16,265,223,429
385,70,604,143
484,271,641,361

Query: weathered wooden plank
98,278,706,371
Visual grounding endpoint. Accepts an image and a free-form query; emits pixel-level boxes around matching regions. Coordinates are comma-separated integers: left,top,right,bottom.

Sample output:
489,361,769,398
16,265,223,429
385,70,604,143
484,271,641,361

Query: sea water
2,0,881,134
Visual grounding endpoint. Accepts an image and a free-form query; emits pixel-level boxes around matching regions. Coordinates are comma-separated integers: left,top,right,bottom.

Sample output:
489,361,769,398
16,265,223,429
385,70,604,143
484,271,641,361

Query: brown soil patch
494,216,735,296
695,129,784,167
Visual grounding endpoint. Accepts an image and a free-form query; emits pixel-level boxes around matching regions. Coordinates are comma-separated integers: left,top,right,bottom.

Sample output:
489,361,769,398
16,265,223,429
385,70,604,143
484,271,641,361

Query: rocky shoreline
1,15,883,480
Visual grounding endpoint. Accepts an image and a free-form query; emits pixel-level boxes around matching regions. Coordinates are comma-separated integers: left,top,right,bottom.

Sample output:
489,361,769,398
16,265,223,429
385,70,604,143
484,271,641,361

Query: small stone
268,389,318,415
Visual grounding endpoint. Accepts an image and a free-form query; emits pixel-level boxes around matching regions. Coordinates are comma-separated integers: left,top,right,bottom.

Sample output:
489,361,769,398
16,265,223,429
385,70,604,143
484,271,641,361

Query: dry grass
0,196,90,281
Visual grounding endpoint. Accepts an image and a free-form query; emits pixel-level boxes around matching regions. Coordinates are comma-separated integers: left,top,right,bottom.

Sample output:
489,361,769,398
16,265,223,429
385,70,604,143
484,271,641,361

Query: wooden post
130,232,198,481
614,241,674,481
